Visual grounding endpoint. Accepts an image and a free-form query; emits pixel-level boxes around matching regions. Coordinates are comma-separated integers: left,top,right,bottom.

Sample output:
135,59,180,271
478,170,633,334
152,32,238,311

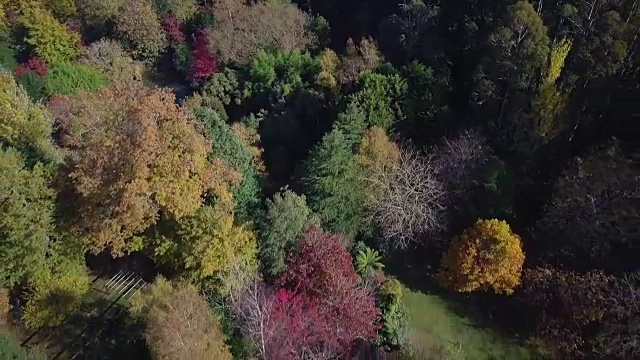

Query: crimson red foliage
277,227,381,355
189,30,218,84
14,57,48,78
162,15,186,44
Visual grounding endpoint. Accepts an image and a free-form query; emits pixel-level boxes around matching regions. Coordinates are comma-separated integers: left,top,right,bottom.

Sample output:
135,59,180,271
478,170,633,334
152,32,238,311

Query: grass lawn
402,286,535,359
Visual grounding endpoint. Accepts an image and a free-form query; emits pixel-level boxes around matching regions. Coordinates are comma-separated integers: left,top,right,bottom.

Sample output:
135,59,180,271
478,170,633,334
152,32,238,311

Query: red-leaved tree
277,227,381,356
190,30,218,85
162,15,186,44
234,281,326,359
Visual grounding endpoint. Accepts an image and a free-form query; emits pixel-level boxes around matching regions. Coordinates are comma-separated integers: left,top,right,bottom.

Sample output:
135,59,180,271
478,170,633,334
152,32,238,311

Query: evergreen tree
304,129,366,238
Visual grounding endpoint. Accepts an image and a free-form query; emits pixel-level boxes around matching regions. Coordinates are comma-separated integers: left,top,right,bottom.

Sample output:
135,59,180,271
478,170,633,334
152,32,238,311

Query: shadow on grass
382,244,534,350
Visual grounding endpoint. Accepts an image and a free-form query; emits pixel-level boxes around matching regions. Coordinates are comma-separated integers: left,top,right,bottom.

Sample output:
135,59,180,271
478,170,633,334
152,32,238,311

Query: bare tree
602,271,640,358
368,146,446,250
231,279,278,359
433,129,491,203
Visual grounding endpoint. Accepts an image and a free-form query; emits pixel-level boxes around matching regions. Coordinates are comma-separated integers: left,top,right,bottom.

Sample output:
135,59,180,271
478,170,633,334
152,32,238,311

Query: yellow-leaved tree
356,126,401,205
437,219,525,295
149,192,258,296
55,79,238,256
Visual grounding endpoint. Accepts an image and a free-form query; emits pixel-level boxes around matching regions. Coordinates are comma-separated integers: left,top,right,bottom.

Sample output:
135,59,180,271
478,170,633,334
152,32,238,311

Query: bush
0,333,46,360
44,62,107,96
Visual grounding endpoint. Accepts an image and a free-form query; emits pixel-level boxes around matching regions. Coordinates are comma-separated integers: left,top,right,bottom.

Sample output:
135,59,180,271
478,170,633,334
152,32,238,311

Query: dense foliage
0,0,636,358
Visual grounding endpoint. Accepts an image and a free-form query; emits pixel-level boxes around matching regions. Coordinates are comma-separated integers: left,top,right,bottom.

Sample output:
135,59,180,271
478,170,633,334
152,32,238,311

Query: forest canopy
0,0,637,359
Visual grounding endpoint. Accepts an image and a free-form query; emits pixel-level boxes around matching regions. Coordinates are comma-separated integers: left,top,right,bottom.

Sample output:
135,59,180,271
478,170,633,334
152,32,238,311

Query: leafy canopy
438,219,525,295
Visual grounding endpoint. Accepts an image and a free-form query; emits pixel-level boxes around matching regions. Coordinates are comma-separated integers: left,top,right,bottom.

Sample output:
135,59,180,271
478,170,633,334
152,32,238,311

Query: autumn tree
0,148,54,287
232,279,327,359
57,81,225,255
80,39,144,81
277,227,380,355
438,219,525,295
149,204,258,295
259,189,318,277
20,7,80,64
535,142,638,271
355,126,401,205
369,147,446,249
115,0,167,60
0,70,58,162
208,0,315,65
337,37,382,84
532,38,572,141
304,129,367,238
130,277,232,360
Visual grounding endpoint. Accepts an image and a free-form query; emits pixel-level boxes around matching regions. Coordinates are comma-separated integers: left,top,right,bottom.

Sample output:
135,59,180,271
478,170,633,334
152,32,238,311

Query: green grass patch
402,286,534,359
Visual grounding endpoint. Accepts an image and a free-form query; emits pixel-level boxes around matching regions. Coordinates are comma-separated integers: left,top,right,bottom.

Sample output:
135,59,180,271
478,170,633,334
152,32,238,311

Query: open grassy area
402,286,534,359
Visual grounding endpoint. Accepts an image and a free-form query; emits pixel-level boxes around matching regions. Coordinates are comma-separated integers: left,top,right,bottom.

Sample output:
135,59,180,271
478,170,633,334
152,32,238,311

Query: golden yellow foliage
544,38,572,86
356,126,401,204
437,219,525,295
151,203,258,295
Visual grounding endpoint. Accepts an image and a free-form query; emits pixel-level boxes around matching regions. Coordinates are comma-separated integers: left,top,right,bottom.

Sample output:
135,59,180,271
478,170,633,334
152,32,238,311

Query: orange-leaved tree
56,79,237,256
437,219,525,295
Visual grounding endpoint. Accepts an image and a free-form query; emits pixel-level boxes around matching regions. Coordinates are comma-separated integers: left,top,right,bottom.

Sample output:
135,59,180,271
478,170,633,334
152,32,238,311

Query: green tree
20,7,80,64
401,61,449,143
194,107,261,222
130,277,232,360
0,70,58,162
349,70,408,132
77,0,123,24
304,129,366,238
332,102,368,149
437,219,525,295
0,148,54,287
246,48,319,104
44,62,107,97
152,0,197,22
259,189,319,277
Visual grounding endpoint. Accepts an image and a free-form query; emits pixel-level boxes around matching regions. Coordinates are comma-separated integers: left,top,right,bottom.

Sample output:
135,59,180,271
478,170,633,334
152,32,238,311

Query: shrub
44,62,106,96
